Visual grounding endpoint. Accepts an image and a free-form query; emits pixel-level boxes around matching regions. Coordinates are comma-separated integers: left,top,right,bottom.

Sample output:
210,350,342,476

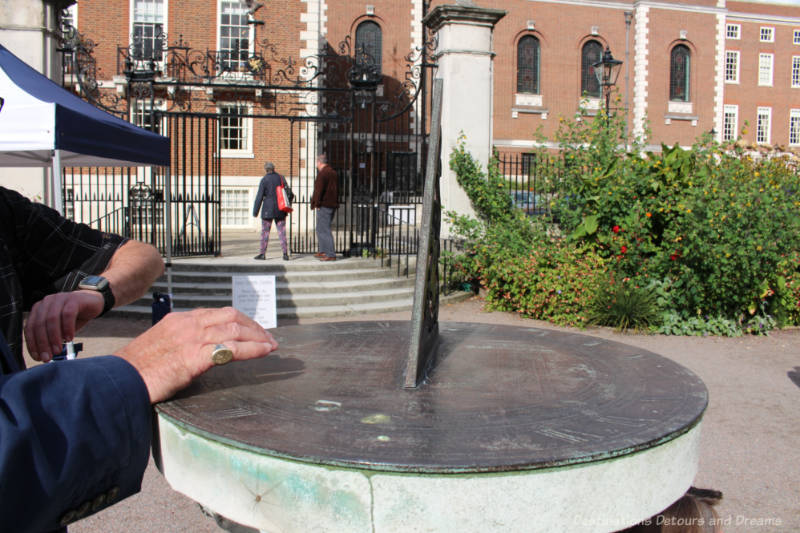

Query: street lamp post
593,46,623,126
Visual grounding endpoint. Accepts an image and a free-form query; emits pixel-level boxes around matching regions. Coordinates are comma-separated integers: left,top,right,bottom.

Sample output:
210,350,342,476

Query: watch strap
98,284,115,317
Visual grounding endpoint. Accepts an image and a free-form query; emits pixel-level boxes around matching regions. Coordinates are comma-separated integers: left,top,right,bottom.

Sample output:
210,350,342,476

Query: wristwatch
78,275,115,316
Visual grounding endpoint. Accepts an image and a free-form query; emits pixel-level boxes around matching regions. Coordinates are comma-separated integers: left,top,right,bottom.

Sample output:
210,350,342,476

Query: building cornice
523,0,800,26
423,4,507,32
725,10,800,25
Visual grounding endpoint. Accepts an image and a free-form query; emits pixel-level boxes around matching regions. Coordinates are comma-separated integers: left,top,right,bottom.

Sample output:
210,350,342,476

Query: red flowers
621,245,628,254
612,225,620,233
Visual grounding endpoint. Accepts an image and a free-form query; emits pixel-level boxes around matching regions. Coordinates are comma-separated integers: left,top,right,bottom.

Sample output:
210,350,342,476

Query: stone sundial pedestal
154,7,708,532
154,321,706,533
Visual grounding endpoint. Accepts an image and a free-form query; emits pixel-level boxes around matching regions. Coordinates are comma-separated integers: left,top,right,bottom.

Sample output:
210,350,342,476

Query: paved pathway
60,298,798,533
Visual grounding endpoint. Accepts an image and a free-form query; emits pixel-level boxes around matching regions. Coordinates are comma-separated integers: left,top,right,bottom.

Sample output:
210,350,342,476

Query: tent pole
164,167,173,297
52,150,63,214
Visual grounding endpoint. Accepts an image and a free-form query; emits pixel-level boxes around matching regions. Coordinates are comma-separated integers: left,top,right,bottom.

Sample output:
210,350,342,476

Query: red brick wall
325,1,415,89
490,0,635,147
77,0,304,178
75,0,800,162
724,16,800,147
645,8,719,145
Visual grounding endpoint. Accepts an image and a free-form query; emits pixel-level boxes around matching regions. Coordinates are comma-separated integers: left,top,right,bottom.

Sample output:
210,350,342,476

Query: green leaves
449,143,513,224
570,214,599,240
446,125,800,335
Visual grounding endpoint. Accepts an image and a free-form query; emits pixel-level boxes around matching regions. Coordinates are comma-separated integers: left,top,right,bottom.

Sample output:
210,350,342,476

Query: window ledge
664,114,699,121
668,101,693,114
219,152,255,159
515,93,543,107
512,106,549,115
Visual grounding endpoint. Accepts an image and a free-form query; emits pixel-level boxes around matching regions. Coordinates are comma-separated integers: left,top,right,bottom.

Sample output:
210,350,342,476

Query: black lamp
593,46,623,124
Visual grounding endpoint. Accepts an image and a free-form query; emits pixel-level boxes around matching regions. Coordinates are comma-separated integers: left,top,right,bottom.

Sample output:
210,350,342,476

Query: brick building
486,0,800,153
62,0,800,233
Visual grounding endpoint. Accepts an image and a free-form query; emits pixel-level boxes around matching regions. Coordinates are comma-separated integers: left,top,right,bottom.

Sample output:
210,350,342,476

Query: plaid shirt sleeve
0,187,126,308
0,187,127,368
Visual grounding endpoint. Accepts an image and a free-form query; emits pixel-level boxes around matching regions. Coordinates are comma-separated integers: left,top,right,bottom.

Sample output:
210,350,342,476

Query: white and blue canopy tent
0,43,170,213
0,43,176,297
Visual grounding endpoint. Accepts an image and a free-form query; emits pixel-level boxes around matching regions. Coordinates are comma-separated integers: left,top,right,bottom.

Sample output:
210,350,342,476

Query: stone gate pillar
423,1,505,232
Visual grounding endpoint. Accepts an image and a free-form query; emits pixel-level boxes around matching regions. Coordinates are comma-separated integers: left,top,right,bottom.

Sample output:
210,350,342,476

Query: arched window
581,40,603,98
517,35,540,94
670,45,691,102
355,21,382,74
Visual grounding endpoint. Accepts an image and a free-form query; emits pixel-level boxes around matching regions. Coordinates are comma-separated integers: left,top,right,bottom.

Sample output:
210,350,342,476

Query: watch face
79,275,109,291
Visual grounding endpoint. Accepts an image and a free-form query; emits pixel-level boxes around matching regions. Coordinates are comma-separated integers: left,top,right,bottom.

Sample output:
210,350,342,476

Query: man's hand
115,307,278,404
24,239,164,363
25,290,105,362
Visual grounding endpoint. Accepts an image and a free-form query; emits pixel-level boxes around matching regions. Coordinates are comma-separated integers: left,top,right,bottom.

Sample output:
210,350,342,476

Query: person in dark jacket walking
252,162,290,261
311,154,339,261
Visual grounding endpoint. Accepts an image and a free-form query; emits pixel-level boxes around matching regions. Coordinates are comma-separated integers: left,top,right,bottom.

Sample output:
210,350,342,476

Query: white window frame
790,109,800,146
756,107,771,145
726,24,740,40
218,102,253,158
758,53,774,87
723,105,738,142
725,51,740,84
760,26,774,43
221,187,253,228
794,29,800,45
131,98,167,133
129,0,167,64
792,56,800,88
217,0,254,74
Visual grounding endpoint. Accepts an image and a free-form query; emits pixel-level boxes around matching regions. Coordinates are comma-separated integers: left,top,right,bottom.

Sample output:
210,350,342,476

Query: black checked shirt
0,186,125,372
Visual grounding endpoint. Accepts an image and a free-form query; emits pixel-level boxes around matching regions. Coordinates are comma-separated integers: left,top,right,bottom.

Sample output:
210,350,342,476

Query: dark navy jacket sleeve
252,176,266,217
0,355,152,532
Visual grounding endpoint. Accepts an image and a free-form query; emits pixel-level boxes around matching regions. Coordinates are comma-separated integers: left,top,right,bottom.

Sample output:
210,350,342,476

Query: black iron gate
163,113,221,256
284,84,431,257
58,12,435,259
62,113,221,257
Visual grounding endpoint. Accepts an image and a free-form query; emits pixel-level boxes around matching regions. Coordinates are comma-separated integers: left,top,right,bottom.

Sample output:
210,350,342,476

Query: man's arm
25,240,164,362
0,353,152,533
0,307,277,532
310,172,323,209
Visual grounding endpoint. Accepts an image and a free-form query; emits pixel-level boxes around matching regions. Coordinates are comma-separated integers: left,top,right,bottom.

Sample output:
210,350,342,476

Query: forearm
102,240,165,308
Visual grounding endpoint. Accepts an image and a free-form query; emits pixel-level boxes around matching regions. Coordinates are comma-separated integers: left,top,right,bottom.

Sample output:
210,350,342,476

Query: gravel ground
46,298,798,533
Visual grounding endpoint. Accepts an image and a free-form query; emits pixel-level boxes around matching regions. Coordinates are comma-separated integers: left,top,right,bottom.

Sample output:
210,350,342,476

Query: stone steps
113,255,465,319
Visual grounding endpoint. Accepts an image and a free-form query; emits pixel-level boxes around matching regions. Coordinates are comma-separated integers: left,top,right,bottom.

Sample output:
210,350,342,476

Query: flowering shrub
553,115,800,331
480,240,607,326
448,116,800,334
446,144,604,326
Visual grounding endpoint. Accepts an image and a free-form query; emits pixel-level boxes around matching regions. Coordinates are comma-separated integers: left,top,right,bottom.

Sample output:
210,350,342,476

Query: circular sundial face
157,322,707,473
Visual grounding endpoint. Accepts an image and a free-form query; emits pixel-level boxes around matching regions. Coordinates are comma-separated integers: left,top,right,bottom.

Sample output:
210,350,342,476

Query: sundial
154,80,707,532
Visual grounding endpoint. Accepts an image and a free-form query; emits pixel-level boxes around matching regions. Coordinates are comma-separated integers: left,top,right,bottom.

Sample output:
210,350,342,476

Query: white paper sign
232,275,277,329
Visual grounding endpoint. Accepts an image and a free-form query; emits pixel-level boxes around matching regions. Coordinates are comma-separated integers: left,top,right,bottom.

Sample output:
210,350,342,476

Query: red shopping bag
277,184,293,213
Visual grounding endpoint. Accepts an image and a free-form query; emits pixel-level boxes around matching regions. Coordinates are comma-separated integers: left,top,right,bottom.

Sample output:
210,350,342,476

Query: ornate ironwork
57,14,127,116
57,7,439,123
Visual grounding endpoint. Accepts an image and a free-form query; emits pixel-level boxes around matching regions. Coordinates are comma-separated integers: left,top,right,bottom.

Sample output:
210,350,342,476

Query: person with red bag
252,161,290,261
